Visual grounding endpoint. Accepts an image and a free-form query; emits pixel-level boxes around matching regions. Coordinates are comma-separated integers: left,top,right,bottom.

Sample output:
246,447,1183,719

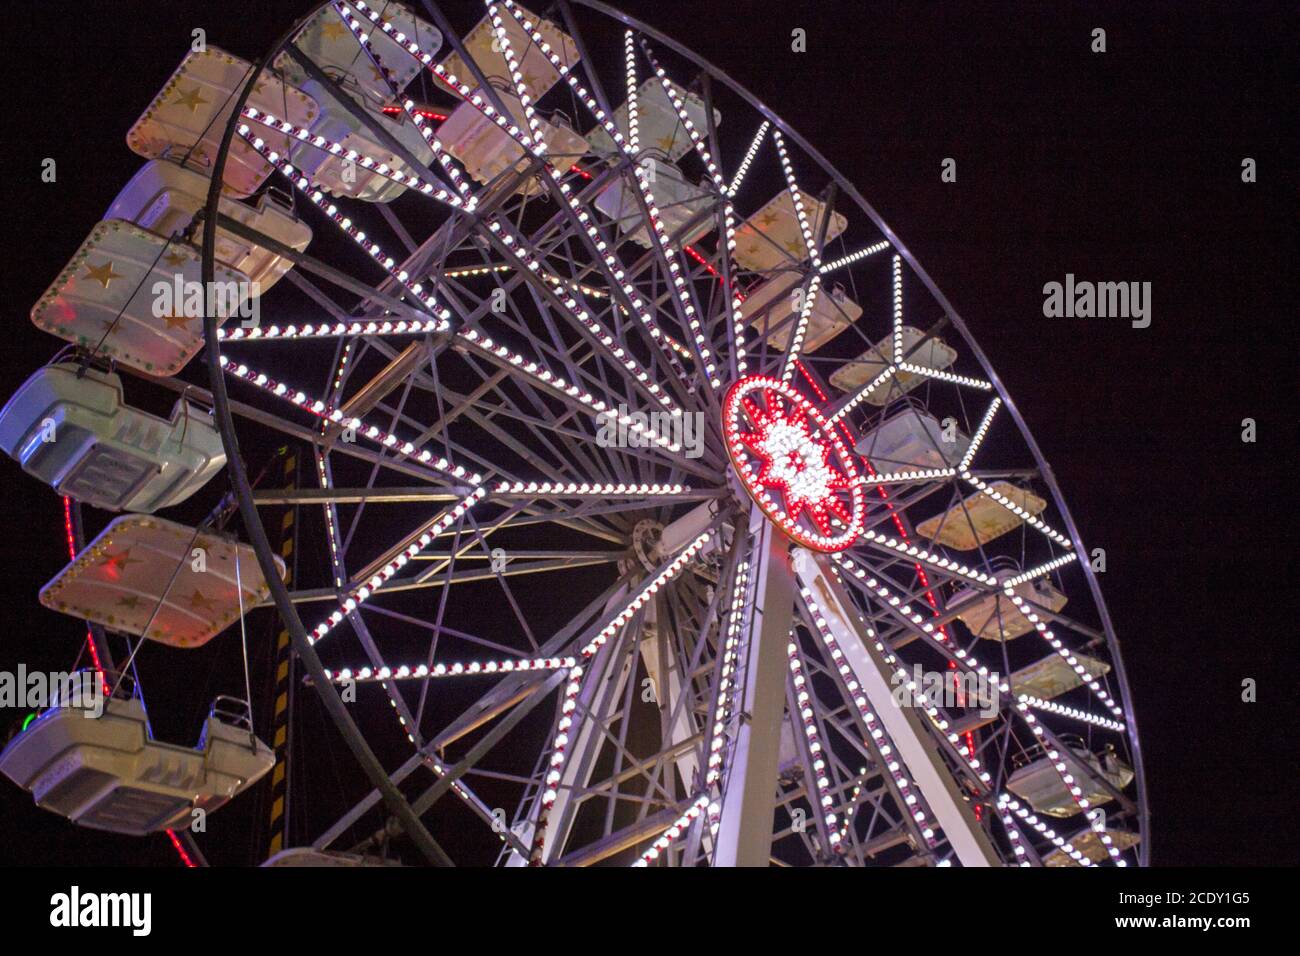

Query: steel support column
712,513,795,866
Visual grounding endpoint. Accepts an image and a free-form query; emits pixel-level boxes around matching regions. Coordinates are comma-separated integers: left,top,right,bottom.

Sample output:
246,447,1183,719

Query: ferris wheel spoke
795,548,1008,858
829,555,1134,863
506,521,725,863
791,606,947,861
526,195,703,407
329,2,487,205
220,317,446,343
364,319,706,476
319,651,574,686
455,327,692,458
239,106,467,212
138,366,446,488
813,584,998,802
619,537,751,865
826,367,896,427
563,24,719,372
499,4,723,395
472,220,682,416
426,53,683,421
353,0,701,393
845,537,997,591
388,376,606,488
408,666,571,819
214,209,448,328
898,363,994,392
818,240,892,276
464,501,624,544
516,613,644,863
238,129,462,330
618,32,719,394
303,488,486,647
1000,552,1080,589
280,554,624,606
784,638,856,857
353,348,582,486
727,119,770,200
220,355,480,486
279,272,361,349
1005,591,1127,720
1007,707,1135,865
771,131,829,383
638,37,747,380
958,472,1074,550
957,395,1003,471
477,344,638,483
512,165,704,398
1018,695,1127,733
279,39,451,198
434,362,642,486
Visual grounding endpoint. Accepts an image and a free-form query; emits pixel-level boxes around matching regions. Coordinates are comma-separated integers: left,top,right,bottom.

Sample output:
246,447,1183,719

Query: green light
20,713,37,732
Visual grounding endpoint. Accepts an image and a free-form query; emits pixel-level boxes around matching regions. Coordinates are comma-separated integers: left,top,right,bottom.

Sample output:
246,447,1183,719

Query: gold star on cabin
163,250,189,268
161,311,198,331
657,134,677,153
186,589,216,611
172,86,209,113
758,212,779,227
320,20,348,40
784,238,806,256
99,549,141,572
116,595,143,610
522,73,542,91
253,80,267,96
371,65,388,82
82,260,123,289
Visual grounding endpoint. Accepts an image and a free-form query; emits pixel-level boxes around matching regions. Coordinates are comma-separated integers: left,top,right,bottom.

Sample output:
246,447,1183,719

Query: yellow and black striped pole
266,451,297,858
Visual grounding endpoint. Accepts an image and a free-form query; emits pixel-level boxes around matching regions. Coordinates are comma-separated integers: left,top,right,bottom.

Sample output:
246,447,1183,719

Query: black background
0,0,1294,867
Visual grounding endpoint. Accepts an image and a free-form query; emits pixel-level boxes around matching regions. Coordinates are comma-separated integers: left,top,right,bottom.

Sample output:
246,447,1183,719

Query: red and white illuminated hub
723,375,866,552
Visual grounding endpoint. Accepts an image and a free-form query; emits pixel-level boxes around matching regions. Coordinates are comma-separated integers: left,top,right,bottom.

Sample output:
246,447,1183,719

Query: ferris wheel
0,0,1146,867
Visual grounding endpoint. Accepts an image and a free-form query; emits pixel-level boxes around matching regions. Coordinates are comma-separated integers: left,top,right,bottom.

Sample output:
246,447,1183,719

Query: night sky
0,1,1293,866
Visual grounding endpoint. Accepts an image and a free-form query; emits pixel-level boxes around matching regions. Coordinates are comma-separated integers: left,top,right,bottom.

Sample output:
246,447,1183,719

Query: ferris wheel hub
631,519,666,571
721,375,866,553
